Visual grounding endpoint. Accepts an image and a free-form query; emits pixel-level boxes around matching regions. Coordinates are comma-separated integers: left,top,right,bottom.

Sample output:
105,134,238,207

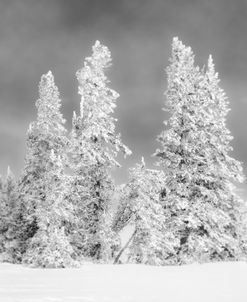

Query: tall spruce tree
154,38,245,264
69,41,131,262
17,71,68,262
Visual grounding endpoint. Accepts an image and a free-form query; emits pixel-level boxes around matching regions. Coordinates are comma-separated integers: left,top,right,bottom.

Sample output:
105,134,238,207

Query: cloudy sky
0,0,247,191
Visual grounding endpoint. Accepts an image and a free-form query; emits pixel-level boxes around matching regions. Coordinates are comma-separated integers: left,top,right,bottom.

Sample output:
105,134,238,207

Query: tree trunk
113,228,137,264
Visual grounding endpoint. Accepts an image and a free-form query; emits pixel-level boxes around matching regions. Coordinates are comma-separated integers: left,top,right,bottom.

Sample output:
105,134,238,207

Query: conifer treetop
170,37,195,73
74,40,131,169
34,70,66,135
86,40,112,70
76,40,117,120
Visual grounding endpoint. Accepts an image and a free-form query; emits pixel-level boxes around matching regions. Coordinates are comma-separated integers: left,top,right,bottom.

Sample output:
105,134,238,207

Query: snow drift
0,262,247,302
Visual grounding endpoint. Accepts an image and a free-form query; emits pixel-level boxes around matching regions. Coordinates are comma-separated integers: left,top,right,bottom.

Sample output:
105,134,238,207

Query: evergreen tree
118,159,177,265
154,38,245,264
0,168,18,261
23,150,74,267
69,41,131,262
17,71,68,261
0,174,4,256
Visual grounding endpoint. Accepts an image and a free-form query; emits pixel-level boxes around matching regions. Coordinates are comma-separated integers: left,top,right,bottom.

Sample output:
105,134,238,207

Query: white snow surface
0,262,247,302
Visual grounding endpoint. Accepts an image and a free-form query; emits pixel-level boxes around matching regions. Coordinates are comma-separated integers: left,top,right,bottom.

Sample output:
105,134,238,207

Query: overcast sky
0,0,247,192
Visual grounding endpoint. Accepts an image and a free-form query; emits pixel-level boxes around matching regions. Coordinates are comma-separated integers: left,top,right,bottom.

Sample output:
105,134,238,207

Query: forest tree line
0,38,246,267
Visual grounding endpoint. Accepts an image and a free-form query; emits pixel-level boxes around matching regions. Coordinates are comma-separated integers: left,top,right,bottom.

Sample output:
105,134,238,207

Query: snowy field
0,262,247,302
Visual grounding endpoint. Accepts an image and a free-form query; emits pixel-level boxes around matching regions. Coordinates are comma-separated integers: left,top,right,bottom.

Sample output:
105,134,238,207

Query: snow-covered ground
0,262,247,302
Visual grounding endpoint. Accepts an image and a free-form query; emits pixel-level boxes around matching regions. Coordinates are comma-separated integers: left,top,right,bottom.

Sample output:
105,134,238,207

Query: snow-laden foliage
155,38,245,264
0,174,5,255
68,41,131,262
115,159,178,265
112,184,134,234
0,38,246,268
0,168,19,261
23,150,74,267
16,71,69,262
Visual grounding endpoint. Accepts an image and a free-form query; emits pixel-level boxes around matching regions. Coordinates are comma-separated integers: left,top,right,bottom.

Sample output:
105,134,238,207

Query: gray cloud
0,0,247,193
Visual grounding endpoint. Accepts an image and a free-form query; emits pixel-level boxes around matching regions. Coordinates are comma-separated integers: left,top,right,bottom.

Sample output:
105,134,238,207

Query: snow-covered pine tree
0,174,4,256
119,159,178,265
23,150,74,268
69,41,131,262
0,167,18,262
17,71,68,261
154,37,245,264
